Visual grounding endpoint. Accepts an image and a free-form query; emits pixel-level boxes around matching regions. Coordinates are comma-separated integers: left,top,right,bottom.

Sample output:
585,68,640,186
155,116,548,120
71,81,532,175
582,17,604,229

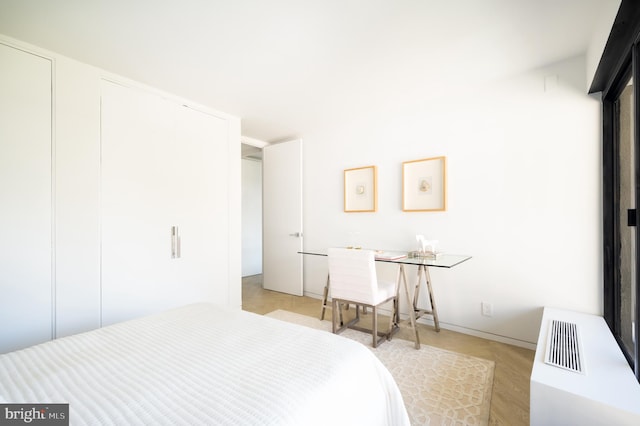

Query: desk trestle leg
413,265,440,332
320,274,344,325
398,265,420,349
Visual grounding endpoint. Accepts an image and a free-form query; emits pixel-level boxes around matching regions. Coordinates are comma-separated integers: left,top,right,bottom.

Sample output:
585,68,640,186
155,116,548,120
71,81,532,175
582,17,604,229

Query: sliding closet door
0,44,52,353
101,81,228,326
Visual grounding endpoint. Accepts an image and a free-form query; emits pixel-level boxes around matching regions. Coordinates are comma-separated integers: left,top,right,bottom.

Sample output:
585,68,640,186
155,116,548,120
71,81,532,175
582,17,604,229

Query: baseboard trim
413,316,537,350
304,291,537,350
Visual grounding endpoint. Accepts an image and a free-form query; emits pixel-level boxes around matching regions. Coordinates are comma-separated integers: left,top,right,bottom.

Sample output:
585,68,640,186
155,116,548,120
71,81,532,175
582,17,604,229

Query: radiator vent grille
544,319,585,374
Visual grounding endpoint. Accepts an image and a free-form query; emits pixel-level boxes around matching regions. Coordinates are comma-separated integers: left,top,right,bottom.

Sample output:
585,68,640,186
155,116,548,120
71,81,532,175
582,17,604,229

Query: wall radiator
530,308,640,425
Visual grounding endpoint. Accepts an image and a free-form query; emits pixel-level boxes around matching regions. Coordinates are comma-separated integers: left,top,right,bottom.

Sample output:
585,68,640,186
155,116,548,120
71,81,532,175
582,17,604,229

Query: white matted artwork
403,156,446,212
344,165,377,212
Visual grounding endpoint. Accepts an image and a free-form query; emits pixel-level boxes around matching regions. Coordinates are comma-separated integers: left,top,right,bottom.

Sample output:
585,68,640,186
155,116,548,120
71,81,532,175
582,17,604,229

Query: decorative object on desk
413,234,441,258
415,234,438,252
346,231,362,249
403,156,446,211
344,165,377,212
374,250,407,260
266,310,494,426
408,250,444,259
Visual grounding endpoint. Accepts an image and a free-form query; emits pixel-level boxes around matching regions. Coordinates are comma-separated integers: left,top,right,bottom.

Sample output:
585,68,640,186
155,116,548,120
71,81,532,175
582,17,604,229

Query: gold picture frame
402,156,446,212
344,165,377,212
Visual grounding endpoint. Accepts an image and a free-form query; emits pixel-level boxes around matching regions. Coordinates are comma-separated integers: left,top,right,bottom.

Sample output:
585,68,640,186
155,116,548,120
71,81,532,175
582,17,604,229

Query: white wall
242,158,263,276
302,55,602,348
586,0,621,91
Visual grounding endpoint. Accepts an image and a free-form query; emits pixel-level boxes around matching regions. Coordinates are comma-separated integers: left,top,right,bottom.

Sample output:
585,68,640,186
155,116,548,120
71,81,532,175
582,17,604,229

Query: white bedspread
0,304,409,425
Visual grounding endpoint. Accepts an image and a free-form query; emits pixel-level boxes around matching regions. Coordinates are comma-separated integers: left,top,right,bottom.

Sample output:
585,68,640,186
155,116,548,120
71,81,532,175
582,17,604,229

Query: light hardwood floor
242,274,535,426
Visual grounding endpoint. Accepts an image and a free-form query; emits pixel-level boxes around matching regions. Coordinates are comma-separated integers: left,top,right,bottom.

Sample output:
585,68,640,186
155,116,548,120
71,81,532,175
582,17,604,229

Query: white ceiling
0,0,614,142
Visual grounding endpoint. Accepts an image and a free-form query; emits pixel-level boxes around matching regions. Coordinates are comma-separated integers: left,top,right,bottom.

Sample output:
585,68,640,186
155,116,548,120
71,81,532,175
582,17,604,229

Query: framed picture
344,165,377,212
402,156,446,212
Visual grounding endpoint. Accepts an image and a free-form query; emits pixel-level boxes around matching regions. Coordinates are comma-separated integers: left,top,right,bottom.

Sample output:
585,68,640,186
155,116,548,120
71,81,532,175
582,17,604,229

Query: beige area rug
265,310,495,426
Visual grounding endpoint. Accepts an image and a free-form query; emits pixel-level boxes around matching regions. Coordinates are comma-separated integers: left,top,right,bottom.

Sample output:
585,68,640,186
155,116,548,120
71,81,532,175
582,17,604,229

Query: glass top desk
299,249,471,349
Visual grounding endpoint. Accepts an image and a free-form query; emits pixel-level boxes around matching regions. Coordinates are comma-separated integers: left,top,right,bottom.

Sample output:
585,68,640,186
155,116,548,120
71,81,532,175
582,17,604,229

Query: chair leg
372,306,378,348
332,299,338,333
333,299,397,348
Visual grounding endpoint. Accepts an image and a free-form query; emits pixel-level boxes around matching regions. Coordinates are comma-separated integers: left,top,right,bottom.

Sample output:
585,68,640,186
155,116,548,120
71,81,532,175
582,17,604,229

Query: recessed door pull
171,226,181,258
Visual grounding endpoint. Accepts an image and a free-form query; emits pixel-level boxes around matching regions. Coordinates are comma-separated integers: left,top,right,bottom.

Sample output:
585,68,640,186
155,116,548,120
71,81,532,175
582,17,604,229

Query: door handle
289,232,303,237
171,226,181,258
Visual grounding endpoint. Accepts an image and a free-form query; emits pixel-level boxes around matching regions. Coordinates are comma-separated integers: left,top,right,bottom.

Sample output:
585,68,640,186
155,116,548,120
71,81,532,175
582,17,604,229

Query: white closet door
0,44,52,353
101,81,228,326
174,104,229,305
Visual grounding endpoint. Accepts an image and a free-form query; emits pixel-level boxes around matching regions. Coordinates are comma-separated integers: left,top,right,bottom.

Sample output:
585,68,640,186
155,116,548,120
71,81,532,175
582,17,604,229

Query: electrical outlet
481,302,493,317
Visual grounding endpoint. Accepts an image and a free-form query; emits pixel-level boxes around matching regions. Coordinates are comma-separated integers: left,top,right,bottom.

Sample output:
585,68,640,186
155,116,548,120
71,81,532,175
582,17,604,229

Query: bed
0,303,409,425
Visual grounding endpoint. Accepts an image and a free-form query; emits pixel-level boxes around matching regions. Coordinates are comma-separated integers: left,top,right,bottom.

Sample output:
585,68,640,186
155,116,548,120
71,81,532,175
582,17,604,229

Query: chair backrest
327,248,378,304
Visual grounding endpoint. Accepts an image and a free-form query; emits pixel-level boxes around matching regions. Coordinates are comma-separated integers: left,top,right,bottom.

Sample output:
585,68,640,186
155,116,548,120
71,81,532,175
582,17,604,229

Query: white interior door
263,139,303,296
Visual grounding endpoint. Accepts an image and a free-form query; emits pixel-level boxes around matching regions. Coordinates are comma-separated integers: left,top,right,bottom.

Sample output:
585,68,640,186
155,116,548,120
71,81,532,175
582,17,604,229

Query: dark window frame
593,1,640,382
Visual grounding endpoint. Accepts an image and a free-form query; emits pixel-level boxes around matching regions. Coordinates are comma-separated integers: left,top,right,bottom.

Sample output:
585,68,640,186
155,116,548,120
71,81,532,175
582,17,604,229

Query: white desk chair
327,248,398,348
